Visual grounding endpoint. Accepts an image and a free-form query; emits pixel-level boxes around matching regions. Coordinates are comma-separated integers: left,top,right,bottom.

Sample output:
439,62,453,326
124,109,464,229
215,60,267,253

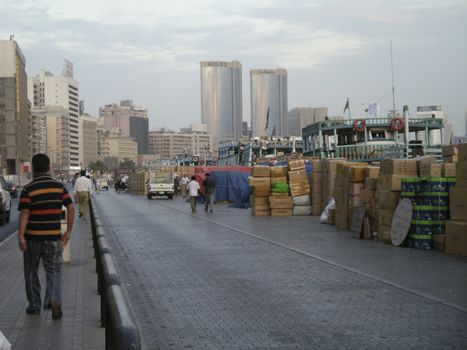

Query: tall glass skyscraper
250,69,288,138
200,61,243,146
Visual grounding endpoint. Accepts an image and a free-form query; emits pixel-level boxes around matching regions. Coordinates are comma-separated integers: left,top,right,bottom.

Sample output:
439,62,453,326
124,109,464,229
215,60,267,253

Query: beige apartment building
28,68,80,172
31,107,47,155
98,128,137,164
45,106,70,174
79,113,98,168
148,125,211,160
0,39,31,175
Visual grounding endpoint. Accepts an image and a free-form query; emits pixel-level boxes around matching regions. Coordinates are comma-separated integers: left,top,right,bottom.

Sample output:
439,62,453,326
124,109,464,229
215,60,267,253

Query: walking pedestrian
173,175,180,196
73,170,93,219
186,176,200,213
203,173,216,213
180,175,190,199
17,153,75,319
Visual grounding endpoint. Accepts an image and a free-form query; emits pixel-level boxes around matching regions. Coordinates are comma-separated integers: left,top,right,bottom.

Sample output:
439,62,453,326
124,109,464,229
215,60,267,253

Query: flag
367,103,379,117
343,99,349,114
271,125,276,139
265,107,270,132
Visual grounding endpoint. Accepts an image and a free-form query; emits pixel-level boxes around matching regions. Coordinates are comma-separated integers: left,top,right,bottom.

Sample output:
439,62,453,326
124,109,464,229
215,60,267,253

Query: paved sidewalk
0,215,104,349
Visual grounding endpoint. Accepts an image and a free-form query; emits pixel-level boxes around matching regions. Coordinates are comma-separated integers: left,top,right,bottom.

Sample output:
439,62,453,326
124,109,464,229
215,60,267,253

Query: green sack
271,181,289,193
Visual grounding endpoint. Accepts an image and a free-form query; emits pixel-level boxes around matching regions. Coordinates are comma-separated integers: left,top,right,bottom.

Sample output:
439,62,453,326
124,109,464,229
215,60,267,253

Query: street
94,190,467,350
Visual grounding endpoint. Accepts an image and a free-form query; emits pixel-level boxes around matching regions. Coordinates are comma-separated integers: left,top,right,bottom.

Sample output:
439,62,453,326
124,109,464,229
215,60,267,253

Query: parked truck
146,172,174,199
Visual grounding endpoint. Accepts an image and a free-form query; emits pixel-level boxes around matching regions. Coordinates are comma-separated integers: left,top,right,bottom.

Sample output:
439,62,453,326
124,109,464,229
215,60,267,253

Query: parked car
5,180,18,198
98,178,109,191
0,176,12,225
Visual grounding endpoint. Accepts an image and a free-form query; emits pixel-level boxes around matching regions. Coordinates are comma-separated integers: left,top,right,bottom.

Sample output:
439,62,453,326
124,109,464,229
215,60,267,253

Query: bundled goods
292,194,312,216
252,166,270,178
361,166,380,237
250,195,270,216
176,165,195,176
288,169,310,197
446,143,467,256
129,171,149,194
248,176,271,197
401,177,456,250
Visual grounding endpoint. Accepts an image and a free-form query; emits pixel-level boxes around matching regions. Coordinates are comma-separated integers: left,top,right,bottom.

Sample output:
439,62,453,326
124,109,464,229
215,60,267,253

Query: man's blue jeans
23,240,63,311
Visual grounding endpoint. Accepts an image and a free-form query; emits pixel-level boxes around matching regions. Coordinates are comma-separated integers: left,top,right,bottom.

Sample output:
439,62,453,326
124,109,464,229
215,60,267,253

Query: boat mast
390,40,396,116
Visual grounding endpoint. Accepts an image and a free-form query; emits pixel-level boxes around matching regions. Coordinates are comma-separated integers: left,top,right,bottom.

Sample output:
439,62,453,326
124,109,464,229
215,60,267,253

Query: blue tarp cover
211,171,251,207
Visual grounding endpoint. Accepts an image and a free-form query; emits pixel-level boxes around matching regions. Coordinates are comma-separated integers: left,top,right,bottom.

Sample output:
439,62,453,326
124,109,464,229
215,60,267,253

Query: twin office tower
200,61,287,144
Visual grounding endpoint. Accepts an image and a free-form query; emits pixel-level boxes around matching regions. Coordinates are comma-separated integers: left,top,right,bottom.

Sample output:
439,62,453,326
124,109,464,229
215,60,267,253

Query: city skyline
2,0,466,134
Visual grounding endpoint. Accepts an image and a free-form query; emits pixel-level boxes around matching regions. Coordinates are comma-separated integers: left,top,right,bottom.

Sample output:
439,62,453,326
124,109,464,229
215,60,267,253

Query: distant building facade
31,107,47,155
200,61,243,146
28,68,80,171
415,106,447,144
250,68,287,138
286,107,328,136
97,128,138,164
148,125,211,160
99,100,149,154
0,40,31,175
79,114,98,168
45,106,70,174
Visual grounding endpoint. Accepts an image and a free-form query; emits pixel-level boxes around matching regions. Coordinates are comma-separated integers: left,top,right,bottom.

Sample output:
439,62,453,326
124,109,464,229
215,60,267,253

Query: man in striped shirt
18,153,75,319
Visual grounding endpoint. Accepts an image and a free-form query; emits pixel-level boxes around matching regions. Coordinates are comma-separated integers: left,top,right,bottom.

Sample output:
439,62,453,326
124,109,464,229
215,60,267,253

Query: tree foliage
88,160,107,172
119,158,136,170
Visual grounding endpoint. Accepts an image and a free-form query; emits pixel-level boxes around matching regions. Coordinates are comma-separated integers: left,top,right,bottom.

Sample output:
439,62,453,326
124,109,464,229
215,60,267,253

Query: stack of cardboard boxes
249,166,271,216
310,159,322,216
321,158,346,211
129,171,149,194
446,144,467,256
270,166,294,216
361,166,380,237
287,159,311,216
376,159,418,242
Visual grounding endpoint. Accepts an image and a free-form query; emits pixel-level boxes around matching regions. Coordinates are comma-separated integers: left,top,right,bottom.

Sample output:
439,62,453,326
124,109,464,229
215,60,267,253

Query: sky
2,0,467,134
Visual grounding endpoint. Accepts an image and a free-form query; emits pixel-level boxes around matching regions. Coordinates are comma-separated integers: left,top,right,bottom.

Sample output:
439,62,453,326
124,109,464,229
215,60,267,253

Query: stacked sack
446,143,467,256
288,159,311,216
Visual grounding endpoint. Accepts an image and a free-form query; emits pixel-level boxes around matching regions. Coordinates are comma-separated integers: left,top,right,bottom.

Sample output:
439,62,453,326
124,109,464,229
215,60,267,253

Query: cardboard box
311,172,322,183
445,220,467,256
311,204,324,217
377,209,394,227
252,166,270,178
333,186,344,202
248,177,270,187
442,145,458,156
349,183,364,195
442,163,456,178
253,184,270,197
327,208,335,223
251,206,271,216
365,166,380,178
348,194,361,207
376,190,399,210
311,181,322,193
271,208,293,216
432,234,445,253
270,192,289,196
335,215,348,230
293,205,312,216
380,174,405,191
311,159,322,172
288,169,308,183
444,155,458,163
348,166,366,182
269,196,293,209
271,176,288,185
417,155,436,169
312,192,322,205
380,159,418,175
269,166,288,178
455,161,467,188
250,195,269,207
457,143,467,161
288,159,305,171
290,182,311,196
334,173,344,187
365,177,378,190
449,188,467,220
419,163,442,177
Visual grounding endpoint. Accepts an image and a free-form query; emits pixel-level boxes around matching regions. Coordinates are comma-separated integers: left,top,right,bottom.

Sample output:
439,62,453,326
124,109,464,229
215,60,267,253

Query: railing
333,143,443,161
89,198,142,350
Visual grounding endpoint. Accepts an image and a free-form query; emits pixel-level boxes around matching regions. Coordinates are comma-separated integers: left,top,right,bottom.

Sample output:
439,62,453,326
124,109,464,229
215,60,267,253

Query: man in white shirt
180,175,190,199
186,176,200,213
73,170,93,219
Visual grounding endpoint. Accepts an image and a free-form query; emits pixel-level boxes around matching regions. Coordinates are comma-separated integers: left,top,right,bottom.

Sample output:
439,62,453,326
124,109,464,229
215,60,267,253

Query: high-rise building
99,100,149,154
200,61,243,146
29,68,80,172
31,107,47,155
148,125,211,160
45,106,70,174
97,128,138,164
0,39,31,175
286,107,328,136
79,114,98,168
250,68,287,138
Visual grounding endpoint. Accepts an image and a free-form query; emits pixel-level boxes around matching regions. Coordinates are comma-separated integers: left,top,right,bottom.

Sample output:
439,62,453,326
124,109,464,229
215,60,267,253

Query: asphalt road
0,197,19,242
94,190,467,350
